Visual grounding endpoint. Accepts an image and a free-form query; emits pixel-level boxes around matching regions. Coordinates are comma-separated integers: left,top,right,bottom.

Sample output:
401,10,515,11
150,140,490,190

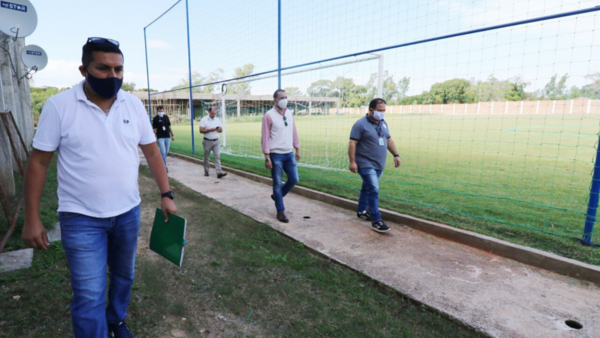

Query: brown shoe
276,212,289,223
217,172,228,179
204,171,209,177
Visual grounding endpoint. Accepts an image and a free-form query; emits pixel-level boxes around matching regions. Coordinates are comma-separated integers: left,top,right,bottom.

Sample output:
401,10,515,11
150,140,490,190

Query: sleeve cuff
32,141,57,152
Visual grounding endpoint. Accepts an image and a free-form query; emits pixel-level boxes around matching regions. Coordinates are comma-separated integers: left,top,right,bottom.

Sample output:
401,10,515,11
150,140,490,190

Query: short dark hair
273,89,286,99
208,106,216,113
157,106,164,111
369,98,386,110
82,40,123,69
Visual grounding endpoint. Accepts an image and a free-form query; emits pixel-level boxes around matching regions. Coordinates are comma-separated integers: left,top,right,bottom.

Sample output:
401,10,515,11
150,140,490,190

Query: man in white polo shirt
199,106,227,178
261,89,301,223
21,38,177,338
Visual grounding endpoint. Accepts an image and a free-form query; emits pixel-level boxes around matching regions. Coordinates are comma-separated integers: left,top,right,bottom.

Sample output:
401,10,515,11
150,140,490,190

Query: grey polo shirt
349,115,391,171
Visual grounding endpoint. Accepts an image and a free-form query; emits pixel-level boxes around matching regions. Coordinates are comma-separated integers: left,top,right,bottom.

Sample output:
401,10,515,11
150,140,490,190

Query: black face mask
85,71,123,99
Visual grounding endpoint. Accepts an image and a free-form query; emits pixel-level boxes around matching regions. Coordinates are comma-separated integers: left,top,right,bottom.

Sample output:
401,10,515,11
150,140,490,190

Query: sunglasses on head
87,37,120,47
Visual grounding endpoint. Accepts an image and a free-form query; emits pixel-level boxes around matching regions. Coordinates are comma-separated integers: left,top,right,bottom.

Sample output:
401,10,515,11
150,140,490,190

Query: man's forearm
145,146,171,193
24,161,48,222
387,138,399,155
348,143,356,163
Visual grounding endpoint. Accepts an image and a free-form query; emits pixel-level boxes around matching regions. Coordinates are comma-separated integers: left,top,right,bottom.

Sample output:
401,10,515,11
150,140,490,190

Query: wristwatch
161,190,175,200
265,158,270,162
393,154,400,158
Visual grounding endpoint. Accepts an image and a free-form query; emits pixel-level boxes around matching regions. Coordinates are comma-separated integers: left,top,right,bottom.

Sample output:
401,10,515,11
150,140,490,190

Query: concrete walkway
160,156,600,338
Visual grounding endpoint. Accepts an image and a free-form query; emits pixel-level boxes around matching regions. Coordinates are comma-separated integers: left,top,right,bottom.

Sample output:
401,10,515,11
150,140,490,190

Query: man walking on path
262,89,301,223
348,98,401,233
21,37,178,338
199,106,227,178
152,105,174,171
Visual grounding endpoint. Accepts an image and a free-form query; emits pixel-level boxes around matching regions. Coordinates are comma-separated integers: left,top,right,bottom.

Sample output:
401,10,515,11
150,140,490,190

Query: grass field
169,112,600,265
0,165,483,337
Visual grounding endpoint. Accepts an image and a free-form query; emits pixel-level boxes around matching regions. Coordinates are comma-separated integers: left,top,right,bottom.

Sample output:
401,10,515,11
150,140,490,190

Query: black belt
204,137,218,141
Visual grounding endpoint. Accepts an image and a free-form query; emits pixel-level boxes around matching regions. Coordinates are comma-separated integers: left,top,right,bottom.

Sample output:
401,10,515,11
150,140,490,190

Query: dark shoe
357,210,371,221
204,171,209,177
108,321,133,338
277,212,289,223
371,220,390,233
217,172,228,179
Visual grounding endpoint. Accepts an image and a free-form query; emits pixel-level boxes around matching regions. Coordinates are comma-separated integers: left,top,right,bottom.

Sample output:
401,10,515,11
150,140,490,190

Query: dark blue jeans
59,205,141,338
357,168,383,222
270,152,299,212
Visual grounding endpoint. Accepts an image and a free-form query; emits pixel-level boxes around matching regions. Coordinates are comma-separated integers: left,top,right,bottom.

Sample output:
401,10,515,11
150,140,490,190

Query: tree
543,73,568,99
307,79,332,97
397,77,410,100
171,69,224,93
429,78,471,103
30,86,70,124
121,82,136,92
228,64,254,95
139,88,158,92
284,87,303,96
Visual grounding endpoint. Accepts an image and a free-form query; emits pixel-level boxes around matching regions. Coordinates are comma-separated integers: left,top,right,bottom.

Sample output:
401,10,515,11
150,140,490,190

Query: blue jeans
59,205,141,338
357,168,383,222
157,137,171,165
270,152,299,212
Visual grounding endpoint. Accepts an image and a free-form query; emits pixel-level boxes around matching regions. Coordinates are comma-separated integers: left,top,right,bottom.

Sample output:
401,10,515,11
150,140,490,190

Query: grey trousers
203,139,222,174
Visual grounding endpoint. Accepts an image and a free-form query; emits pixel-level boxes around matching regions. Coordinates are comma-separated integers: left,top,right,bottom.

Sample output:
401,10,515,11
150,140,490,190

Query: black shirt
152,114,171,139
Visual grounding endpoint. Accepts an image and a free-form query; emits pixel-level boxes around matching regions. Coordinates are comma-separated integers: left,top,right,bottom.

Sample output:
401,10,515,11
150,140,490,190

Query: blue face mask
373,110,385,121
86,72,123,99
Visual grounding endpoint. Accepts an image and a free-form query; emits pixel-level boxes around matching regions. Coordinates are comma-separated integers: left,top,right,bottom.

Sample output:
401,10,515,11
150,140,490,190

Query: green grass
169,113,600,265
0,166,485,338
0,156,58,253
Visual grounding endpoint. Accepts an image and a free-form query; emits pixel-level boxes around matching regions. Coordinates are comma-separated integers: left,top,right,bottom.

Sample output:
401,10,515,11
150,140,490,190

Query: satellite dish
20,44,47,71
0,0,37,38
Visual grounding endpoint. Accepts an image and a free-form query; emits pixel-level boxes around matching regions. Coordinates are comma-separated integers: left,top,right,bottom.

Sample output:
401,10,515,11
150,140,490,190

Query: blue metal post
582,89,600,245
185,0,195,154
143,28,152,122
277,0,281,89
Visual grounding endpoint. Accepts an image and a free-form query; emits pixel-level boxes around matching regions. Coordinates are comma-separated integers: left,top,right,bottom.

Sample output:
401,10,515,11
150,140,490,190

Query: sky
15,0,600,97
21,0,178,89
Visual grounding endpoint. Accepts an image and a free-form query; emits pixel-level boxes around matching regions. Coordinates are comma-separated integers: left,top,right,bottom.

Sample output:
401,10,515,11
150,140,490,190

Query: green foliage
283,86,303,96
138,88,158,92
121,81,136,92
171,69,225,93
30,86,70,124
228,64,255,95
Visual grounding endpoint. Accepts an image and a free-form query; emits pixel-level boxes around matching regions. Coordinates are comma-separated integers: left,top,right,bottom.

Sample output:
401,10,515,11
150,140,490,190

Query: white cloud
29,59,83,88
147,39,173,50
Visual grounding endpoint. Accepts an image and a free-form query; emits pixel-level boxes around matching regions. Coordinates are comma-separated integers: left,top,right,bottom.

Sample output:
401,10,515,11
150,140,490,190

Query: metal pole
581,90,600,246
185,0,195,155
143,28,152,122
278,0,281,89
376,53,384,98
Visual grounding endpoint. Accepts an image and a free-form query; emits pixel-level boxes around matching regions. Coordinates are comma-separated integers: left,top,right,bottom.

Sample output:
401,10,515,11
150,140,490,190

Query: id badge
379,137,384,146
162,126,166,131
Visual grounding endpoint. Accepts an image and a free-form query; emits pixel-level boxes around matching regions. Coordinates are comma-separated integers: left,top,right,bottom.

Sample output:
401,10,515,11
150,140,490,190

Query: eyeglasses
87,37,120,47
283,115,288,127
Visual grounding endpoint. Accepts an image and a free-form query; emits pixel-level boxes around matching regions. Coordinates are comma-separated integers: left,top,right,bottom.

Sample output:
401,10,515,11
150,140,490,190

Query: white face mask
158,111,164,117
373,110,385,121
278,99,288,109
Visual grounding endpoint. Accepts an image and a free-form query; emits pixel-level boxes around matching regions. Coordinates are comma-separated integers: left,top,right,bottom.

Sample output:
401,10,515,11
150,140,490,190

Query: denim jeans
357,168,383,222
270,152,299,212
59,205,141,338
157,137,171,165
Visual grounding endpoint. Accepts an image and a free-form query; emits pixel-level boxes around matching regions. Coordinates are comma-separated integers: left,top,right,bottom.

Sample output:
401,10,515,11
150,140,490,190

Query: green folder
149,208,187,267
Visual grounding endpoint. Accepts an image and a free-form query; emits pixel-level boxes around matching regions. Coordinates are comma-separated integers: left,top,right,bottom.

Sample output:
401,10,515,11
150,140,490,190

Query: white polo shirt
33,80,156,218
199,115,222,140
